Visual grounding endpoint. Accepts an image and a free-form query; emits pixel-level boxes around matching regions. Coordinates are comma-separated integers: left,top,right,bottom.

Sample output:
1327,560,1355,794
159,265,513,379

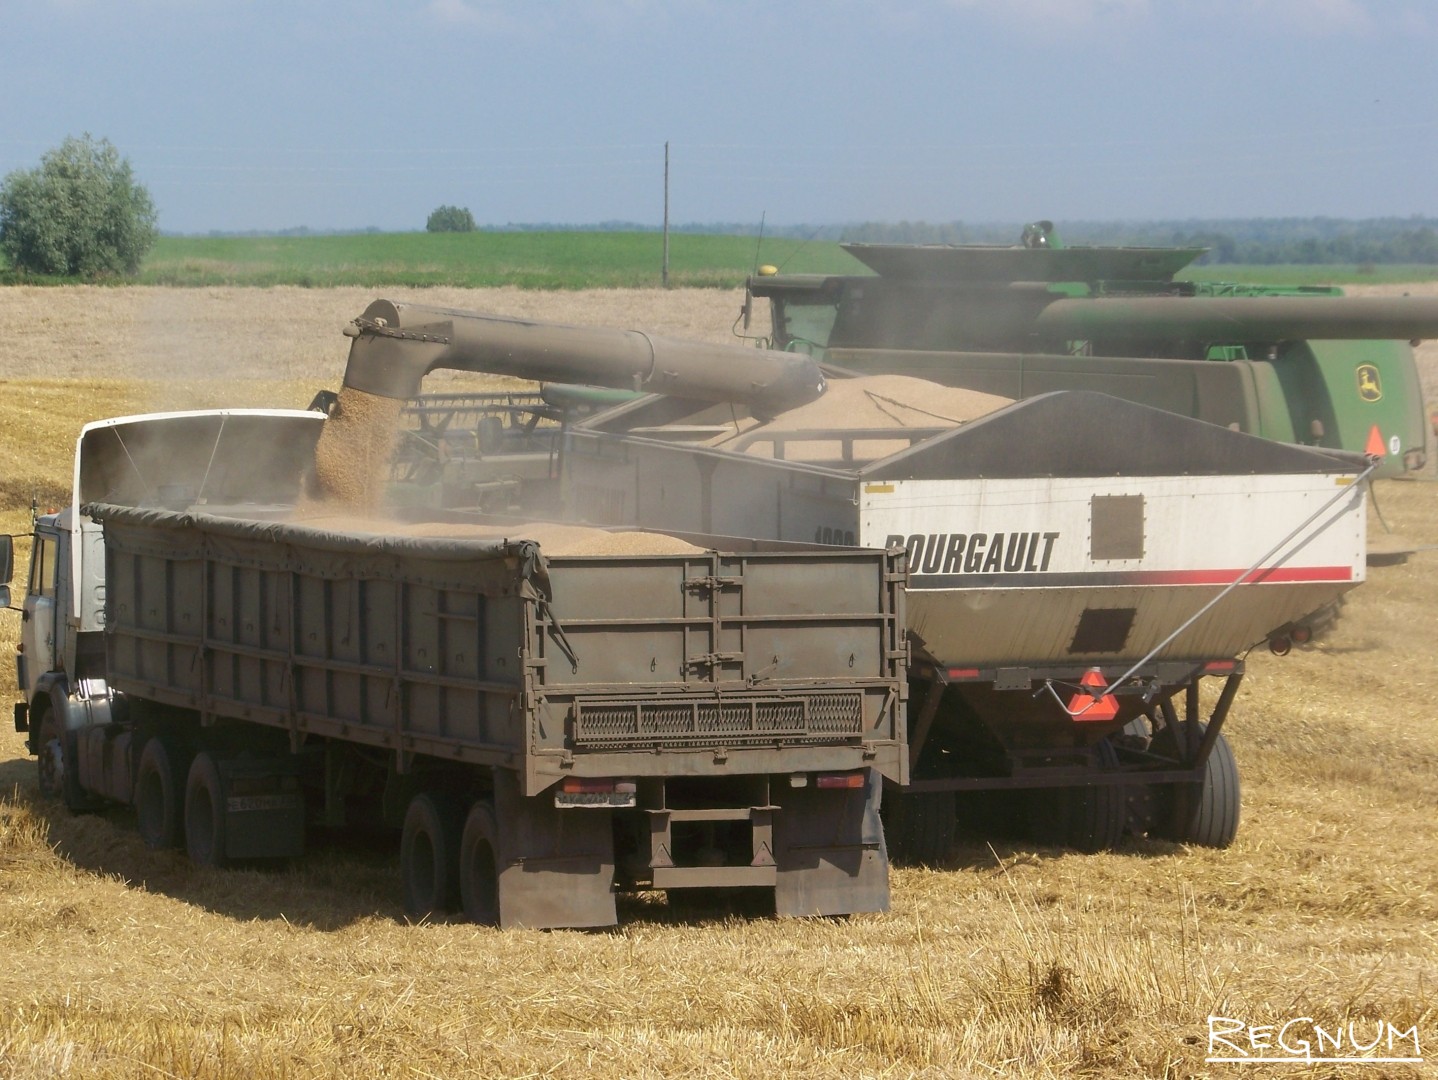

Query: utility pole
662,141,670,288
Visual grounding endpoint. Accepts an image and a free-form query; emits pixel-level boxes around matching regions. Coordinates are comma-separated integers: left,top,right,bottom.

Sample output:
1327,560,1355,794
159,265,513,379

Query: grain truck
5,403,906,929
744,225,1438,478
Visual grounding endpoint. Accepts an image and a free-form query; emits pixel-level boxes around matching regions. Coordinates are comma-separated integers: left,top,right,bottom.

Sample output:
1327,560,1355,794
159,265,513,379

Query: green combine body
747,226,1435,476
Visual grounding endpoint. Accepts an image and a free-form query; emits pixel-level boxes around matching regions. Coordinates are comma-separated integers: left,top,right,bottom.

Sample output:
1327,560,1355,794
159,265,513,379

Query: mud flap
493,770,617,929
217,757,306,859
773,768,889,918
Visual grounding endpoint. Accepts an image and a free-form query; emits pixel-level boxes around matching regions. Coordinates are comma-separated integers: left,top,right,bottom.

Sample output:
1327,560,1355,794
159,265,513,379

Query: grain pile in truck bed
713,374,1012,462
289,512,705,556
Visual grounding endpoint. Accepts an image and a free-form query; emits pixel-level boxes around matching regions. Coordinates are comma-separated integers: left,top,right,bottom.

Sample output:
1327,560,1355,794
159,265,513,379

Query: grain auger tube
341,299,827,420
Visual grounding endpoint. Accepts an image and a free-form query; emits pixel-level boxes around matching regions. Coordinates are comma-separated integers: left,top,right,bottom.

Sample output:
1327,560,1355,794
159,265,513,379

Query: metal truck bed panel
539,551,898,685
88,504,906,794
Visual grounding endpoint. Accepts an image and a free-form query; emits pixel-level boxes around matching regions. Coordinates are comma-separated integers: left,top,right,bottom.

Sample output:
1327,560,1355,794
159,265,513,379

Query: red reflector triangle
1067,667,1118,722
1365,424,1386,456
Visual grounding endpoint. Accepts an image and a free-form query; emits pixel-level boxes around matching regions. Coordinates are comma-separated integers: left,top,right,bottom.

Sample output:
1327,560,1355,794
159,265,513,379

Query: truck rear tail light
816,772,866,790
1204,659,1237,673
946,667,981,680
559,778,636,795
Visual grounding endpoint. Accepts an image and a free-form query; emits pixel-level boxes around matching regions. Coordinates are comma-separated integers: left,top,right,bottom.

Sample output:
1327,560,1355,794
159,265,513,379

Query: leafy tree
0,134,157,277
426,205,476,233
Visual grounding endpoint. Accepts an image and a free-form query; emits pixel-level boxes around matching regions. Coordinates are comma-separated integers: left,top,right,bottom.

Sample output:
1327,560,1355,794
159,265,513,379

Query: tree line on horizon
166,216,1438,267
8,134,1438,279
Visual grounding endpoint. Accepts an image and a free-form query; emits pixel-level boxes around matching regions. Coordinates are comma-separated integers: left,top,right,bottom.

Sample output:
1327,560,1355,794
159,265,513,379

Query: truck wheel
59,728,100,814
1157,726,1240,849
136,737,186,850
1030,740,1126,854
458,801,501,926
34,706,63,801
185,753,228,868
880,788,956,866
400,793,461,921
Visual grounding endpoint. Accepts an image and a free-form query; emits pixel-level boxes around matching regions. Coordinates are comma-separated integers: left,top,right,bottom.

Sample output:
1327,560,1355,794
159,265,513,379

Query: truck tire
1158,726,1240,849
400,793,461,921
136,737,186,850
34,705,63,801
458,801,501,926
880,788,956,867
184,752,228,868
59,728,100,814
1030,739,1126,854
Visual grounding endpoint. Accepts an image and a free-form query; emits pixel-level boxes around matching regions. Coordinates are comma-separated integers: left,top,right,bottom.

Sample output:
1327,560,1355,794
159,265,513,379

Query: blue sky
4,0,1437,233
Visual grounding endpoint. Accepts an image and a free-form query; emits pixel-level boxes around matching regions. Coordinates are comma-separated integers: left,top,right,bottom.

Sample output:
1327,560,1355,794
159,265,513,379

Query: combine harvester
744,222,1438,480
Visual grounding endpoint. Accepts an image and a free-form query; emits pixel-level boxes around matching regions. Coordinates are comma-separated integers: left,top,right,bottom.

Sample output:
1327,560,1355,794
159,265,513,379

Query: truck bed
86,504,908,795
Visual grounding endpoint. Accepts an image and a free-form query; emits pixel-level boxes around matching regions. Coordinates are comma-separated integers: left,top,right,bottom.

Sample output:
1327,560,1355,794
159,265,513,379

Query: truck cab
3,408,327,802
9,509,112,800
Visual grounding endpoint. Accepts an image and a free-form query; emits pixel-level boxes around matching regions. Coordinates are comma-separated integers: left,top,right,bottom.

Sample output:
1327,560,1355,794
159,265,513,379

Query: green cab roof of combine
838,242,1207,284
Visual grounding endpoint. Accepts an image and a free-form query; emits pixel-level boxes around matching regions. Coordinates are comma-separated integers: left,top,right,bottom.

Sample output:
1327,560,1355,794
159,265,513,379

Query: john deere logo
1357,364,1383,402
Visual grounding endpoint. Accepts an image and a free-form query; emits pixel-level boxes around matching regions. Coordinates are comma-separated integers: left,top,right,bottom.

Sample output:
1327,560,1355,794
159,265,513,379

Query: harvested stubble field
0,287,1436,1079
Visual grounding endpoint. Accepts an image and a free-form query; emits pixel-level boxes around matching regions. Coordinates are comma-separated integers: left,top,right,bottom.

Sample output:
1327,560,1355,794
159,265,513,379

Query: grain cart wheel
880,788,956,866
135,737,187,850
400,793,461,921
33,706,63,801
1157,724,1240,849
184,753,228,868
458,801,501,926
1031,739,1126,854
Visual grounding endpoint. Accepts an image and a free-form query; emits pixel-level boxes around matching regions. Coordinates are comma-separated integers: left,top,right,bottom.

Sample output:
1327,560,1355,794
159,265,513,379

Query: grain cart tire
135,737,187,850
34,706,62,801
880,788,956,866
1031,739,1126,854
401,793,462,920
458,801,501,926
184,753,228,868
1158,725,1240,849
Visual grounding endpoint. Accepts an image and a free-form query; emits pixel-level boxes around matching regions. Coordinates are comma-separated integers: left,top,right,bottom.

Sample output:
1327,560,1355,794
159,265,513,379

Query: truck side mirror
0,534,12,608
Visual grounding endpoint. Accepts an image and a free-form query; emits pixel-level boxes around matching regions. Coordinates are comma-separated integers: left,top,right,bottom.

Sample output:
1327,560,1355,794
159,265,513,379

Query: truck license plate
555,792,637,809
227,794,304,813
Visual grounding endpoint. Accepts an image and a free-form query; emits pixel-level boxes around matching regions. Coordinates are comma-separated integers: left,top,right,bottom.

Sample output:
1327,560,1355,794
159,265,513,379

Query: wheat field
0,287,1434,1078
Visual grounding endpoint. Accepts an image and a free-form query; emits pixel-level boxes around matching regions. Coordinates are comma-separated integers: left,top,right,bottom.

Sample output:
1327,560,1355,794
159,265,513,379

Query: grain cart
556,377,1372,860
331,302,1371,863
745,224,1438,478
7,386,905,930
